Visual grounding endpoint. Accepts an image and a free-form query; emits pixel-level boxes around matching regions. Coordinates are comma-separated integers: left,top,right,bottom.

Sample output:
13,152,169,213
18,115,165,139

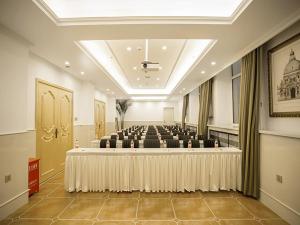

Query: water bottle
215,139,219,148
106,140,110,148
134,134,137,140
188,140,192,148
130,140,134,149
163,140,167,148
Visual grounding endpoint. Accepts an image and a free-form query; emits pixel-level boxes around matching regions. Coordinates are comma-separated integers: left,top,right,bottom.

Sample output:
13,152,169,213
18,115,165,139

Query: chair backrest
166,139,180,148
197,134,206,140
111,135,117,140
203,139,215,148
178,135,190,140
161,135,173,140
122,140,139,148
145,135,159,139
127,135,134,140
100,139,117,148
183,140,200,148
143,139,160,148
118,133,124,140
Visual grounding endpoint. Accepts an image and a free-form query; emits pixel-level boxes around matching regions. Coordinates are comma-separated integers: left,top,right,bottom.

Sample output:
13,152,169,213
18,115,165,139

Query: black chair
196,134,206,140
183,140,200,148
178,135,190,140
161,135,173,140
122,139,139,148
111,135,117,140
118,133,124,140
127,135,134,139
100,139,117,148
144,139,160,148
145,135,159,139
166,139,180,148
203,139,215,148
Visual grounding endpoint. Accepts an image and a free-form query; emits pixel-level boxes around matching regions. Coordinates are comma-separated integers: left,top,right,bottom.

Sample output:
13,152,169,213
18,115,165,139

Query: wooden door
36,80,73,182
95,100,105,139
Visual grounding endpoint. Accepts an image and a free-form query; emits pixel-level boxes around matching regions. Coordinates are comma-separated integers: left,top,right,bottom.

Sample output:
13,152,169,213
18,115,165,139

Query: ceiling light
80,71,85,75
201,70,205,74
162,45,167,50
106,88,110,91
137,77,140,81
158,66,162,70
133,66,137,71
183,88,186,91
64,61,70,68
126,46,132,51
156,77,160,81
211,61,216,66
131,96,167,100
111,91,115,94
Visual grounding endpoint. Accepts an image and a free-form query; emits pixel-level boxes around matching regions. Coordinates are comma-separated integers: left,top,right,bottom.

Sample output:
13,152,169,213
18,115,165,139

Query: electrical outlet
276,174,283,183
5,174,11,183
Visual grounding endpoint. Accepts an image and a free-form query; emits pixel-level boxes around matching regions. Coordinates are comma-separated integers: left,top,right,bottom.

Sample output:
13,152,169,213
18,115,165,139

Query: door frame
94,99,106,138
35,79,74,179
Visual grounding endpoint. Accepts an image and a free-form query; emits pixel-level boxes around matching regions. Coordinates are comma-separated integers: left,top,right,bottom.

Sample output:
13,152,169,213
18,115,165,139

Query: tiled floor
1,172,289,225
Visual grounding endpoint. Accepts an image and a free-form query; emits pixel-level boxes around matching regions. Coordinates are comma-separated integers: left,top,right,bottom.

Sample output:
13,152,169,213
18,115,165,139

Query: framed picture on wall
268,33,300,117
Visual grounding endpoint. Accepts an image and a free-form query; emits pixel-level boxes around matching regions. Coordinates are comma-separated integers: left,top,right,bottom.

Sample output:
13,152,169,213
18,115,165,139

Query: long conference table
64,147,242,193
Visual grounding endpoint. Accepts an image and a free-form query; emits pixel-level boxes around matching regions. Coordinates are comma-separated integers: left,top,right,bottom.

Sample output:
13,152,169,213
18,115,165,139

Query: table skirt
65,153,241,192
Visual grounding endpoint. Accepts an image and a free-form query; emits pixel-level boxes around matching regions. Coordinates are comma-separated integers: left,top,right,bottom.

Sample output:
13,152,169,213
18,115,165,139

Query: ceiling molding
32,0,252,26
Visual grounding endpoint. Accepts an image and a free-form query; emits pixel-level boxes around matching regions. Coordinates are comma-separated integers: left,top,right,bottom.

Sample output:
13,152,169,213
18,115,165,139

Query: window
232,60,241,124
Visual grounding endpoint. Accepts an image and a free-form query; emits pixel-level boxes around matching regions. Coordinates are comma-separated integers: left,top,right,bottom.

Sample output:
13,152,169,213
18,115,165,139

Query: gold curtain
239,48,262,198
198,79,212,137
181,94,189,129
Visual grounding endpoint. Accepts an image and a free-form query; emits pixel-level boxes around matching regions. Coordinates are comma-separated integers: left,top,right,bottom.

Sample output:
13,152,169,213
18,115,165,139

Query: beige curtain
198,79,212,137
181,94,189,129
239,48,262,198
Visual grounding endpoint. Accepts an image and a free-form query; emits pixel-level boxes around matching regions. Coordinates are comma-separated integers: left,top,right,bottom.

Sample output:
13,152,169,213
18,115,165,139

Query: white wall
124,101,178,122
186,88,199,125
209,66,233,127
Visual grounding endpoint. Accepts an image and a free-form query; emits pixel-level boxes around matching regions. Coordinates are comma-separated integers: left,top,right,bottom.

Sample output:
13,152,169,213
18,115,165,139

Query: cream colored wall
260,134,300,225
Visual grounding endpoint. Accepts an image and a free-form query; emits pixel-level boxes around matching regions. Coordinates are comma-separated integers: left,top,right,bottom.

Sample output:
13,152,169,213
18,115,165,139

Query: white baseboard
260,188,300,225
0,189,29,220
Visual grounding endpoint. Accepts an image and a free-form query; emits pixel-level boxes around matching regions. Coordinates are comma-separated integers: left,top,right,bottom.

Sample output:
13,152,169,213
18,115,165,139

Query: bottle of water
163,140,167,148
130,140,134,149
75,139,79,148
106,140,110,148
134,134,137,140
188,140,192,148
215,139,219,148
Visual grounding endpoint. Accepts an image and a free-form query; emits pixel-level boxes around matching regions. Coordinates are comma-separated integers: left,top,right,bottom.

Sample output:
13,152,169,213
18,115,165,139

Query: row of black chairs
100,139,215,148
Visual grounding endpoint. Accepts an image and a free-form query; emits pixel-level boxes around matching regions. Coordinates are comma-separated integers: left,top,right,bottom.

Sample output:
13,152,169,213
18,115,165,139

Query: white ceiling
0,0,299,99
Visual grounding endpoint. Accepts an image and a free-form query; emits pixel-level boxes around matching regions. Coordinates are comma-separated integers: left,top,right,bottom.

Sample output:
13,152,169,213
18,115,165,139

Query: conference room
0,0,300,225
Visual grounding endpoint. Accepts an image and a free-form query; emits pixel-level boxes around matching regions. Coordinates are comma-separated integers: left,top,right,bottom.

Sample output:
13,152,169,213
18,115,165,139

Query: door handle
55,128,58,138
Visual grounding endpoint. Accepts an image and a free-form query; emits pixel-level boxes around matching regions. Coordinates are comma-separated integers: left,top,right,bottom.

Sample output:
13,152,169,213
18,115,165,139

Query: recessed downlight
158,66,162,70
133,66,137,71
106,88,110,91
126,46,132,51
162,45,167,50
201,70,205,74
211,61,216,66
137,77,140,81
80,71,85,75
64,61,70,68
156,77,160,81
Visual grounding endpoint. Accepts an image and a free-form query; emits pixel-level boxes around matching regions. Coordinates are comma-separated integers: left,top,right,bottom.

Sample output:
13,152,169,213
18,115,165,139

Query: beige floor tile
8,196,43,218
60,198,104,219
108,191,139,198
219,220,261,225
237,197,279,219
52,219,93,225
9,219,52,225
34,183,60,197
178,221,219,225
172,198,214,220
260,219,290,225
98,198,138,220
137,221,176,225
21,198,72,219
202,191,233,198
48,185,78,198
94,222,134,225
205,198,252,219
171,191,203,198
138,198,174,220
77,191,108,199
140,192,170,198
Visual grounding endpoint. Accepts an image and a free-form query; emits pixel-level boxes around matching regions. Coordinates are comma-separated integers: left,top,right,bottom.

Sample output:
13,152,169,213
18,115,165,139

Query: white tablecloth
65,147,242,193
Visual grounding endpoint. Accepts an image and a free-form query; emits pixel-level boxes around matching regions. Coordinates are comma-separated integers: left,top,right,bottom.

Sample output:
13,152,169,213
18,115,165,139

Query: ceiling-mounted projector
141,61,160,72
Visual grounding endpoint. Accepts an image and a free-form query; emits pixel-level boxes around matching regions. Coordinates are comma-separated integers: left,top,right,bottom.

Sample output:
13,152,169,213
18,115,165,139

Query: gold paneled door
95,100,105,139
36,80,73,182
